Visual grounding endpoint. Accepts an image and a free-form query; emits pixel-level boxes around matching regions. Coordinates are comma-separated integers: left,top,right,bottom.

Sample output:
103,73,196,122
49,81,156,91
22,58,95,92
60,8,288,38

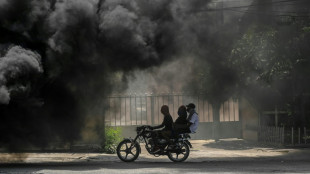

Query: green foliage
303,136,310,140
302,26,310,33
231,26,290,85
103,127,122,154
231,22,310,126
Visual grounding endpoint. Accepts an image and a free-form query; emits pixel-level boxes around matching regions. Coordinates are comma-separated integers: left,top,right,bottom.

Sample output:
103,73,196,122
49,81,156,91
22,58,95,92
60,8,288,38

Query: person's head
161,105,170,115
178,105,187,117
186,103,195,112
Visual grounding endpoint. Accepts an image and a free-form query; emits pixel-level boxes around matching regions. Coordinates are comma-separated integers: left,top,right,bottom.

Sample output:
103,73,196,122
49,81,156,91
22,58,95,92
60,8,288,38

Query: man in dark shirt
151,105,173,151
152,105,173,131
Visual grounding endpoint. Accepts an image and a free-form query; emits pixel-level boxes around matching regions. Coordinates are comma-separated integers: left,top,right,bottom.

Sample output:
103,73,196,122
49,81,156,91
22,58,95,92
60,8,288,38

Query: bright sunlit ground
0,139,309,163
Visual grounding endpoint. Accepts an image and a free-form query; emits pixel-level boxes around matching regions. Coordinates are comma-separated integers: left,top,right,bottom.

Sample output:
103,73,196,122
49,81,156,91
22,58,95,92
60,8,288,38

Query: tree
230,23,310,127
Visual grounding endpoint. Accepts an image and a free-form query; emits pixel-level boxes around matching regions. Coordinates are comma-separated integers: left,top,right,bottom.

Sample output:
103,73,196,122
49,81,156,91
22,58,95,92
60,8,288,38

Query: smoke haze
1,0,309,150
0,0,214,150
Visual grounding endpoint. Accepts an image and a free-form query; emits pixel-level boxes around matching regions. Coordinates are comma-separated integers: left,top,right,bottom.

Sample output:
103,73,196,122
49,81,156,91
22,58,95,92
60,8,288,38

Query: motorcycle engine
158,139,167,144
148,139,154,146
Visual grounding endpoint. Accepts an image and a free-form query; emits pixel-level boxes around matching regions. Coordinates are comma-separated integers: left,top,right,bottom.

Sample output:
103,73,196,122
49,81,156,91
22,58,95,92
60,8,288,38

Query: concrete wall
116,121,241,140
240,98,259,141
116,122,214,140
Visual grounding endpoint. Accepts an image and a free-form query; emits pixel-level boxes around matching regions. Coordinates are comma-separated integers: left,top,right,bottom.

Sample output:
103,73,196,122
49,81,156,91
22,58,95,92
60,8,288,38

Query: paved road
1,160,310,174
0,139,309,173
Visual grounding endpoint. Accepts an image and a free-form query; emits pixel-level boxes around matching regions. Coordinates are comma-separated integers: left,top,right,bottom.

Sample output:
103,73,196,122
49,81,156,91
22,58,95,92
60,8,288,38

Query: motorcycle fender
123,138,142,154
185,140,193,148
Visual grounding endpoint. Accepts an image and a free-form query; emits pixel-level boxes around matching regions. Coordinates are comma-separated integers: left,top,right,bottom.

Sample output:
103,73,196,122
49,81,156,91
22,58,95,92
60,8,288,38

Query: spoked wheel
117,139,140,162
167,142,190,162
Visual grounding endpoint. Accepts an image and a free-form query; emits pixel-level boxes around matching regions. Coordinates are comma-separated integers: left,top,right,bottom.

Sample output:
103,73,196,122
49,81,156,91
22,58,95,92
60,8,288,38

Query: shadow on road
1,150,310,172
0,139,310,173
202,138,281,150
1,159,310,173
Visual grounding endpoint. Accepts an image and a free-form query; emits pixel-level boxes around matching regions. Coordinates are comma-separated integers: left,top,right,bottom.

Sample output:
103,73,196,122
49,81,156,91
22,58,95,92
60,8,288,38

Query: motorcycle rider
150,105,173,152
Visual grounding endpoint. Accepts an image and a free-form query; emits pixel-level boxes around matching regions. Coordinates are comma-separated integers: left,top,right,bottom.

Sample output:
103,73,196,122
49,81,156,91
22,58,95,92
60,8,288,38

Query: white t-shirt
189,112,199,133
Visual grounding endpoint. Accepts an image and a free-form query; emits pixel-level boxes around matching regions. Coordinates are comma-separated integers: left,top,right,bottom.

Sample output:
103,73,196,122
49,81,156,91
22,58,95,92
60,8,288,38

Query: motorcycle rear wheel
117,139,140,162
167,142,190,162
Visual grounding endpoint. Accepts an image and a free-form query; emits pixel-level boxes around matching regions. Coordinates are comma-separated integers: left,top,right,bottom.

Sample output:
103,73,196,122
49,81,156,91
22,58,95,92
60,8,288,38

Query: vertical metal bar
140,96,143,125
145,94,148,125
223,102,225,122
158,95,160,124
151,96,154,125
114,98,117,126
163,95,165,105
197,95,199,114
120,97,122,126
166,95,168,109
172,95,174,117
278,127,280,144
109,97,111,126
233,99,235,122
130,95,132,126
304,127,308,144
181,94,184,109
177,95,179,108
197,94,199,112
125,97,127,126
272,127,274,143
291,127,294,145
282,127,285,144
202,98,204,122
206,101,209,122
228,100,230,122
275,106,278,127
135,94,137,125
298,127,301,144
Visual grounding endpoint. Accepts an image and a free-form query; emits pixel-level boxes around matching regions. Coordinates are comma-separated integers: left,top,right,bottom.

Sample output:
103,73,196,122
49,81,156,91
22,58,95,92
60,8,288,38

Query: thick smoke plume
3,0,307,150
0,46,42,104
0,0,216,150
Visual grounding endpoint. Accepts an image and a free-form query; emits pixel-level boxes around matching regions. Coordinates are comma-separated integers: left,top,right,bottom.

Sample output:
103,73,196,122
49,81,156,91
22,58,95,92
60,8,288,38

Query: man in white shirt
186,103,199,133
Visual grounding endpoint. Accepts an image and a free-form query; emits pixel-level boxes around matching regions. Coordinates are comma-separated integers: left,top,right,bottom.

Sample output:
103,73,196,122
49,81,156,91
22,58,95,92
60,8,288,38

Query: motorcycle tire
117,139,140,162
167,142,190,162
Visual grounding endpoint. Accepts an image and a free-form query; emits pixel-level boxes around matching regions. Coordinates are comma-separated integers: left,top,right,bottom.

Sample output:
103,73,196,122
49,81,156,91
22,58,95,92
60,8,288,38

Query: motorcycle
116,125,192,162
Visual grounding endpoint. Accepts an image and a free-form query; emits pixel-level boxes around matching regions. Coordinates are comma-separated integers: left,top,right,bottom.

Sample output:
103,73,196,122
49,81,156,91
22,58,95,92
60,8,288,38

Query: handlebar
136,125,152,132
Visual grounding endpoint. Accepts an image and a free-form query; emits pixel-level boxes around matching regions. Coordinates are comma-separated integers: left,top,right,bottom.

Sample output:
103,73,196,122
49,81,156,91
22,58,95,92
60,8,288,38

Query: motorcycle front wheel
117,139,140,162
167,142,190,162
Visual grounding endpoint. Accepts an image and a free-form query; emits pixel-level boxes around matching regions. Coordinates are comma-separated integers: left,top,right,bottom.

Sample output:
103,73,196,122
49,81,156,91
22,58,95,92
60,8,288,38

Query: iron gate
105,93,241,139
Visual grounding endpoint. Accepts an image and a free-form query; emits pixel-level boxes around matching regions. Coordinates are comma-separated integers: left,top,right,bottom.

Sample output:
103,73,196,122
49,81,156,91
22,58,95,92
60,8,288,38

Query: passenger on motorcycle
186,103,199,133
174,103,199,134
175,105,187,124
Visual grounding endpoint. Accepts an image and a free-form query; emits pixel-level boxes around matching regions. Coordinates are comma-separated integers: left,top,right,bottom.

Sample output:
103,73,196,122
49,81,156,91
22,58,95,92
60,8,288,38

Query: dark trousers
152,130,172,145
174,123,191,134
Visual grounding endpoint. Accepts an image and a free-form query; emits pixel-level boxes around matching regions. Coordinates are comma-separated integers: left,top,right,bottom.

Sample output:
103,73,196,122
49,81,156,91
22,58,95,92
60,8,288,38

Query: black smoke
0,0,215,150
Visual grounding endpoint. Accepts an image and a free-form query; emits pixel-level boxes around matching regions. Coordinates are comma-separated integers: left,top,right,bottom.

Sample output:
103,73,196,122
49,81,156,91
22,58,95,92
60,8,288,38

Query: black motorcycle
116,125,192,162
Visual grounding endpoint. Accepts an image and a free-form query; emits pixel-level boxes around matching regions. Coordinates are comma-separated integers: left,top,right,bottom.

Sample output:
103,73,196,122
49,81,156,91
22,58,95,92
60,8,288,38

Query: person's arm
187,113,197,127
186,122,193,128
152,116,166,129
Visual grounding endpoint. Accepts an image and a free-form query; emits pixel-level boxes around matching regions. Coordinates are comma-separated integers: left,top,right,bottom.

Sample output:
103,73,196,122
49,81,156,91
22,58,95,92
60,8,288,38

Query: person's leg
161,130,172,143
150,130,161,152
162,130,175,150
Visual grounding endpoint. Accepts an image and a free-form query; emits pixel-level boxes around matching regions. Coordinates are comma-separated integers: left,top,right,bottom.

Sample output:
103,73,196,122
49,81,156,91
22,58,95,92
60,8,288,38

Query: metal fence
258,126,310,145
258,126,285,144
105,94,239,126
286,127,310,145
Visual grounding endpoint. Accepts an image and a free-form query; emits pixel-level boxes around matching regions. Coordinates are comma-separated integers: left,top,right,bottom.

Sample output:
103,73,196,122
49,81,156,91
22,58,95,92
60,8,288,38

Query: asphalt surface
0,139,310,174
